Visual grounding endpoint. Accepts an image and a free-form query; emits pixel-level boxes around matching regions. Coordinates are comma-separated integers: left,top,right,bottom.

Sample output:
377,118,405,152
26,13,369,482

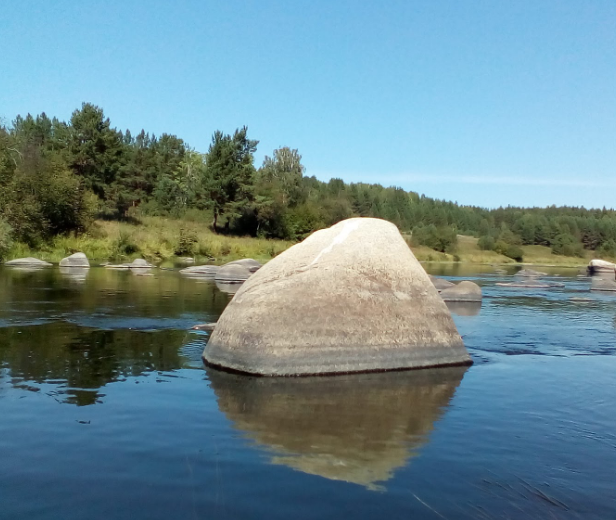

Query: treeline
1,102,616,261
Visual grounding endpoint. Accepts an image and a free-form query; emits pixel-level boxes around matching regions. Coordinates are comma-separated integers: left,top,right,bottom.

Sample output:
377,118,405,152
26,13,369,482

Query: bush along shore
1,103,615,266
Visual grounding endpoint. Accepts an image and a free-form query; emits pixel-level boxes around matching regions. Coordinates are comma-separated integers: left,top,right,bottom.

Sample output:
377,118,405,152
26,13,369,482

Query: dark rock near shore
204,217,470,376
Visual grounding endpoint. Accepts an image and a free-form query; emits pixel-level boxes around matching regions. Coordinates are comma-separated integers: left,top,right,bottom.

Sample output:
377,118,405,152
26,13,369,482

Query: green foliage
411,224,457,253
551,233,583,257
494,241,524,262
597,239,616,259
113,231,139,257
477,235,495,251
175,228,198,256
203,127,258,232
0,217,13,260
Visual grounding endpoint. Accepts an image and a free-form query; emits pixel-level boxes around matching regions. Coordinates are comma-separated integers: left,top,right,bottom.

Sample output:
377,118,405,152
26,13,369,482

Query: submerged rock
515,268,548,278
204,217,470,376
59,252,90,268
496,280,564,289
191,323,217,331
4,257,52,267
214,258,262,283
105,258,154,270
439,281,482,302
180,265,220,278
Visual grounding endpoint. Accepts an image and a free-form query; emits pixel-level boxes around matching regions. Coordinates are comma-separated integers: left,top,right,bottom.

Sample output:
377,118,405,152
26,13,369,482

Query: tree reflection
0,322,188,406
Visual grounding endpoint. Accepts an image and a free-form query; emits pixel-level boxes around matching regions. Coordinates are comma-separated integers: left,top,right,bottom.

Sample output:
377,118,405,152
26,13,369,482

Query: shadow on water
207,365,467,490
0,321,189,406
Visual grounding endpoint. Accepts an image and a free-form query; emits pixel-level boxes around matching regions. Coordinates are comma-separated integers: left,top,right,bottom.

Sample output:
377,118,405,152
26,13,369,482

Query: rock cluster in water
204,217,471,376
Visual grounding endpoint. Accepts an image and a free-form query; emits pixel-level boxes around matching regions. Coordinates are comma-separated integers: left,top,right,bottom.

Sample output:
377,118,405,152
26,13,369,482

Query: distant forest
1,102,616,261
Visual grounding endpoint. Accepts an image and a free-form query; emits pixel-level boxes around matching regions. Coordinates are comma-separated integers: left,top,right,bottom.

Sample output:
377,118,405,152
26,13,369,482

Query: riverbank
2,216,597,267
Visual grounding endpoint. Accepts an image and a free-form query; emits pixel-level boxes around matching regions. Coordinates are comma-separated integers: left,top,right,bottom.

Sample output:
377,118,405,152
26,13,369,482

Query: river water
0,265,614,519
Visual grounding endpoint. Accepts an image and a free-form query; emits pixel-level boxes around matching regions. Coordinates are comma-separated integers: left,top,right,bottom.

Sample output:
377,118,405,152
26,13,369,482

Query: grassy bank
4,217,600,267
6,216,293,265
409,235,593,267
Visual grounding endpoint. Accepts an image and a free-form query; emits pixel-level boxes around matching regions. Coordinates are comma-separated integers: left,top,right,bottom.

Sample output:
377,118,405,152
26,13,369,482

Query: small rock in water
59,252,90,268
440,281,482,302
4,257,52,267
215,259,262,283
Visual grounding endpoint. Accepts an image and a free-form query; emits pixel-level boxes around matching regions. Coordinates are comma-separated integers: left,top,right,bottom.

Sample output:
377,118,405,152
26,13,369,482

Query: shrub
477,235,495,251
0,217,13,260
175,228,198,256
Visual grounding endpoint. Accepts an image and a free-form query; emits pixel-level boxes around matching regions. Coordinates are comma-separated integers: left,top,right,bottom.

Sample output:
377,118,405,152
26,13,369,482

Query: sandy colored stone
204,217,470,376
59,252,90,268
439,281,482,302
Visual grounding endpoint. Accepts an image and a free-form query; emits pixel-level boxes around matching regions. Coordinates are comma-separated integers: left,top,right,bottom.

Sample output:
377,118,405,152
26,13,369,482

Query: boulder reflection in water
207,366,467,489
445,301,482,316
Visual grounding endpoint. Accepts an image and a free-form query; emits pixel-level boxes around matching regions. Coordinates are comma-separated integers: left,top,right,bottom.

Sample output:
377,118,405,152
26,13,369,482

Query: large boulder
59,252,90,268
4,257,52,267
204,218,470,376
439,281,482,302
214,258,261,283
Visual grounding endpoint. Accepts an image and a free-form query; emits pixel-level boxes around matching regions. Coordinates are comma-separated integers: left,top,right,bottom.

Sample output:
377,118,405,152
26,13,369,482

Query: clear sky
1,1,615,209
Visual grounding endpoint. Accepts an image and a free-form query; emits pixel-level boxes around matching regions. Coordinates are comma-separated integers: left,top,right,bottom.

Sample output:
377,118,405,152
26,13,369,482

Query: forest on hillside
1,102,616,262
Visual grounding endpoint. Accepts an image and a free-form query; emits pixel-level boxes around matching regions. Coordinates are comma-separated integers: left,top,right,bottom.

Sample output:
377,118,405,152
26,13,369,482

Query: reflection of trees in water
0,322,188,406
208,366,467,489
0,267,229,322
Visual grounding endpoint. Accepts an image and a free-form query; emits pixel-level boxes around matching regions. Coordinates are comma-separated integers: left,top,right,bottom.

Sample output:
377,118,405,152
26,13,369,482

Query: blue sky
1,1,615,209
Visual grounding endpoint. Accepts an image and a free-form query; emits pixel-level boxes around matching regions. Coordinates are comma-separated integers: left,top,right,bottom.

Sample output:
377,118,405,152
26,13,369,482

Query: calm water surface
0,265,614,519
